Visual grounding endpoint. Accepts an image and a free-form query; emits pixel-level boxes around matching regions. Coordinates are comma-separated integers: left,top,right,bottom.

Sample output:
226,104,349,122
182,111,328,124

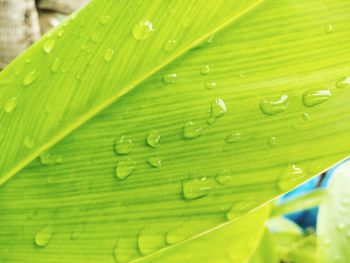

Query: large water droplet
303,88,332,107
200,65,210,75
146,130,160,148
4,97,18,113
226,201,256,220
336,76,350,89
162,73,177,85
215,169,232,185
259,95,289,115
51,58,61,73
23,71,37,86
182,176,212,200
225,132,241,144
24,136,34,149
115,135,134,155
113,239,131,263
40,152,63,165
137,228,164,256
147,156,162,168
116,159,136,180
164,39,177,53
132,20,154,40
34,225,52,248
183,121,203,139
104,48,114,62
207,98,227,125
277,164,305,191
43,39,55,54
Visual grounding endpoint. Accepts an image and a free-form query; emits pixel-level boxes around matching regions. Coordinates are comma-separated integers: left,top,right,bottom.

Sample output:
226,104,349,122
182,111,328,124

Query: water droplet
4,97,18,113
336,76,350,89
162,73,177,85
207,98,227,125
90,32,100,43
116,159,136,180
115,135,134,155
267,137,277,147
137,228,164,256
166,224,188,244
43,39,55,54
51,58,61,73
23,71,37,86
182,176,212,200
34,225,52,247
132,20,154,40
303,88,332,107
164,39,177,53
303,112,310,121
57,29,64,37
205,81,216,90
24,136,34,149
104,48,114,62
99,15,111,25
147,156,162,168
225,132,241,144
215,169,232,185
259,95,289,115
277,164,305,191
226,201,256,220
200,65,210,75
40,152,63,165
146,130,160,148
183,121,203,139
325,24,333,33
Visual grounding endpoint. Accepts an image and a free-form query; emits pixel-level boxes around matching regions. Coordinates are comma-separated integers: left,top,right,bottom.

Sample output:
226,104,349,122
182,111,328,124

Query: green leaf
248,228,279,263
317,161,350,263
1,0,350,262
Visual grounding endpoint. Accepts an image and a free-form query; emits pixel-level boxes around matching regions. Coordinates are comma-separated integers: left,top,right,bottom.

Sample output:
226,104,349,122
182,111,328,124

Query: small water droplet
24,136,34,149
43,39,55,54
115,135,134,155
277,164,305,191
51,58,61,73
200,65,210,75
303,88,332,107
215,169,232,185
137,228,164,256
34,225,52,248
90,32,100,43
23,71,37,86
40,152,63,165
132,20,154,40
183,121,203,139
303,112,310,121
25,58,32,64
205,81,216,90
162,73,177,84
267,136,277,147
164,39,177,53
336,76,350,89
146,130,160,148
99,15,111,25
57,29,64,37
225,132,241,144
4,97,18,113
182,176,212,200
207,98,227,125
259,95,289,115
325,24,333,33
147,156,162,168
104,48,114,62
226,201,256,220
116,159,136,180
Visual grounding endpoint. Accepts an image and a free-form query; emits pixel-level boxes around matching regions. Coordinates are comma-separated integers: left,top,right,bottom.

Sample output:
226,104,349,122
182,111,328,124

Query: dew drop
146,156,162,168
51,58,61,73
164,39,177,53
182,176,212,200
226,201,256,220
277,164,305,191
146,130,160,148
34,225,52,248
24,136,34,149
40,152,63,165
137,228,164,256
207,98,227,125
325,24,333,33
90,32,100,43
336,76,350,89
132,20,154,40
166,224,188,245
162,73,177,85
225,132,241,144
57,29,64,37
99,15,111,25
116,159,136,180
4,97,18,113
215,169,232,185
259,95,289,115
200,65,210,75
205,81,216,90
183,121,203,139
104,48,114,62
267,136,277,147
115,135,134,155
303,88,332,107
23,71,37,86
303,112,310,121
43,39,55,54
113,239,131,263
